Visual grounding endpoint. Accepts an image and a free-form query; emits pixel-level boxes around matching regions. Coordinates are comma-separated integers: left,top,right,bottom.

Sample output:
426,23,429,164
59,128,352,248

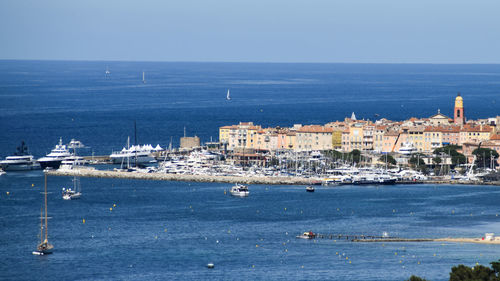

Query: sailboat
226,89,231,100
105,66,110,76
33,174,54,255
142,71,146,84
62,176,82,200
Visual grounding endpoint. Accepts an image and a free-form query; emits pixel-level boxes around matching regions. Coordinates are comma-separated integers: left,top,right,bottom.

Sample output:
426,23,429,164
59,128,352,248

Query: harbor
46,167,500,186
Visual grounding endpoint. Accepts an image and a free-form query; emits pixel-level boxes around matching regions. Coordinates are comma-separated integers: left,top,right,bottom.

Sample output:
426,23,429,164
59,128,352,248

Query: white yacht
0,141,41,171
110,139,157,166
38,138,72,170
230,184,249,197
398,142,418,155
59,156,87,170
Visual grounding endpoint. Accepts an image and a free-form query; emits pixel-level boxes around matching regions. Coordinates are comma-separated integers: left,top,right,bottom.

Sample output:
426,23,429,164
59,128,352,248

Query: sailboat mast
44,173,48,242
134,121,137,167
40,207,43,244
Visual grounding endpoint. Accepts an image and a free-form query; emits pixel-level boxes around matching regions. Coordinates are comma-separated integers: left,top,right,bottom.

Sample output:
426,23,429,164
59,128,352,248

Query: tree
434,145,466,166
409,153,428,174
473,148,499,169
405,276,428,281
449,264,497,281
409,260,500,281
379,154,396,166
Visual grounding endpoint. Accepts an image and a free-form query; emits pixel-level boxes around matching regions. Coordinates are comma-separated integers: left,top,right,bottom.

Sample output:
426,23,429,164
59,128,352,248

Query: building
454,93,465,125
295,125,333,151
180,136,200,149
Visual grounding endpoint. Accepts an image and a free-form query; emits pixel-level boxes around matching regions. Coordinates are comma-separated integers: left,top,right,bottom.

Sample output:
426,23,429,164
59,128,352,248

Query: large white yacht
109,138,158,166
38,138,72,170
0,141,41,171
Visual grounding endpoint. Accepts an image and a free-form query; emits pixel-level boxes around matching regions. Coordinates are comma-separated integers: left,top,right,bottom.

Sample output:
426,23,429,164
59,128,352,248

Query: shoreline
45,168,500,186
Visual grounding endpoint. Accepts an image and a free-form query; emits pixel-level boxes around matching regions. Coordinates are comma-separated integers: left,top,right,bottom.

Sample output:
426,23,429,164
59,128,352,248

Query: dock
301,233,500,245
46,168,320,185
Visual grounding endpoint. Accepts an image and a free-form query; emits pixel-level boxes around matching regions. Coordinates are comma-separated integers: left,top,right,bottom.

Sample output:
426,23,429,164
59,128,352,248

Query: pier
46,168,320,185
302,233,500,245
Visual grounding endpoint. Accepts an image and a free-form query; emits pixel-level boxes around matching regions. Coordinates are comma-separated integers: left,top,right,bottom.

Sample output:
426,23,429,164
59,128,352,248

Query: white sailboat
142,71,146,84
226,89,231,100
33,174,54,255
105,66,110,76
62,176,82,200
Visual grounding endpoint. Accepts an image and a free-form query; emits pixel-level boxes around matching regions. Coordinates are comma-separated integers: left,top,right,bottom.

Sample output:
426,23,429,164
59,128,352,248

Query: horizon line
2,58,500,65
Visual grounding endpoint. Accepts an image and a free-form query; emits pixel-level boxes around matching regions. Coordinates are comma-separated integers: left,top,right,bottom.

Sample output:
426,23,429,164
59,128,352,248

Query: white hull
0,162,41,171
230,191,249,197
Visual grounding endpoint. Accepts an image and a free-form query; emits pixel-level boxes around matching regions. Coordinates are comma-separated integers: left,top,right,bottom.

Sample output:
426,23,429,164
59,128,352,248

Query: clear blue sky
1,0,499,63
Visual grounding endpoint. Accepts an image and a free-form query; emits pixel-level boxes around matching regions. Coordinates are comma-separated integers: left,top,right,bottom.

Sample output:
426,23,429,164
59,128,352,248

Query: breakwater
45,168,319,185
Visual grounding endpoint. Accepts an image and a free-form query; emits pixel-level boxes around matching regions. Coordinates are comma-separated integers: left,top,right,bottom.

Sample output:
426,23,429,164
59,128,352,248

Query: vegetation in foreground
407,260,500,281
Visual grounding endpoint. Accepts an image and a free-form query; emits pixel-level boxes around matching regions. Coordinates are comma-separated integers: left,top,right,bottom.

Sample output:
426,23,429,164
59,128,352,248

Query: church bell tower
454,93,465,125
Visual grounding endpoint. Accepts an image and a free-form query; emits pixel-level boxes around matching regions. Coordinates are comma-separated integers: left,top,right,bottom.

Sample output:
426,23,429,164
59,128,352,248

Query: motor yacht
38,138,72,170
230,184,249,197
0,141,40,171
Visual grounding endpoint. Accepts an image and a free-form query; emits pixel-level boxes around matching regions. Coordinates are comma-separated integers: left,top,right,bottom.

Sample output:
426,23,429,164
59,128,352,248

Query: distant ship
226,89,231,100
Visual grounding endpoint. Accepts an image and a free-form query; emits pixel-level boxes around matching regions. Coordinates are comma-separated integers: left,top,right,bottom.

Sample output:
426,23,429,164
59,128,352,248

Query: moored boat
38,138,72,170
296,231,316,239
230,184,249,197
0,141,40,171
33,174,54,255
306,186,315,192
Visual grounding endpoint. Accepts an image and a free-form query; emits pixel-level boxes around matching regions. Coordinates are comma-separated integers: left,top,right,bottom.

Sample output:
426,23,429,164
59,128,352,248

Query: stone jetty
46,168,319,185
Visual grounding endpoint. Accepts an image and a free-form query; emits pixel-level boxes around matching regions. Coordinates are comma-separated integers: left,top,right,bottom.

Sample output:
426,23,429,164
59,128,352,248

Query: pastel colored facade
296,125,333,151
219,122,262,150
459,125,492,145
381,131,399,153
454,93,465,125
428,110,452,126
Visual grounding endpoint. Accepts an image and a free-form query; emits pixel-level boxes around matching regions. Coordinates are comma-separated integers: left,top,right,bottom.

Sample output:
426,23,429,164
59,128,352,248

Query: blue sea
1,61,500,280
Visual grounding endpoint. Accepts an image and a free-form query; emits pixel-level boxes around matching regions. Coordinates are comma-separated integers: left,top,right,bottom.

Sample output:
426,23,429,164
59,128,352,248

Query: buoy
6,191,9,195
284,208,287,211
82,219,86,224
32,184,34,187
256,244,259,247
155,236,158,239
109,207,113,211
113,204,116,207
207,263,214,269
164,228,167,232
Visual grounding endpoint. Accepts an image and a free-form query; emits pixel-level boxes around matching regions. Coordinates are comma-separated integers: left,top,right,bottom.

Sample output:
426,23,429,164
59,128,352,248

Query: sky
1,0,500,63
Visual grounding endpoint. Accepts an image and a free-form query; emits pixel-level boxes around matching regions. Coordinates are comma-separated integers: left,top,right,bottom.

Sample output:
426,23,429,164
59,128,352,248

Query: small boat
230,184,249,197
306,186,315,192
142,71,146,84
226,89,231,100
296,231,316,239
206,263,215,269
62,176,82,200
33,174,54,255
0,168,5,175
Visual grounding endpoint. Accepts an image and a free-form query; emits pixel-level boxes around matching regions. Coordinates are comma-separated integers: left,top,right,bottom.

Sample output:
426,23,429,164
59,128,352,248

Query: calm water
1,61,500,280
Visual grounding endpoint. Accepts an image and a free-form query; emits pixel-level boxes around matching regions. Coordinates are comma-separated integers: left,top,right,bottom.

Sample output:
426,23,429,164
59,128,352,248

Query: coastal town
4,93,491,186
218,93,499,176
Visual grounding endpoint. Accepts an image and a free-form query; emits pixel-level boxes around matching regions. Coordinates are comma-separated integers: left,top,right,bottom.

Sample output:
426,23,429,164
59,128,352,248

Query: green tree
350,149,361,163
449,264,497,281
379,154,396,165
472,148,499,169
405,276,429,281
409,153,428,174
434,145,466,166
